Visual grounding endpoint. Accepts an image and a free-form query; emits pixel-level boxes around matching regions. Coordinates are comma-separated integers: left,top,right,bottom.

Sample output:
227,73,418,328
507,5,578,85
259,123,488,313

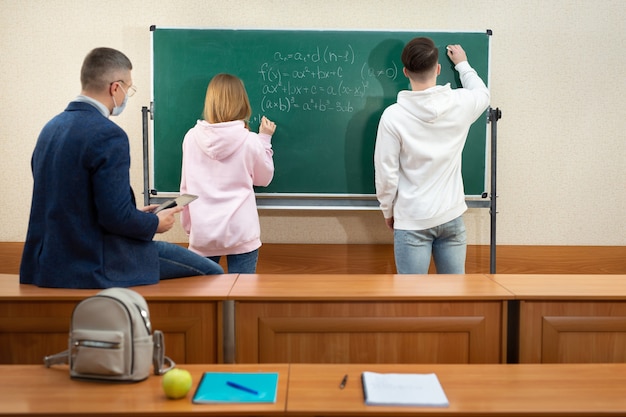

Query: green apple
162,368,193,399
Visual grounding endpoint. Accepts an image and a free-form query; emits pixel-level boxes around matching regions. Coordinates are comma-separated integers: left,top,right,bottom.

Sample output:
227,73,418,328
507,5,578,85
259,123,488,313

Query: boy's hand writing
446,44,468,66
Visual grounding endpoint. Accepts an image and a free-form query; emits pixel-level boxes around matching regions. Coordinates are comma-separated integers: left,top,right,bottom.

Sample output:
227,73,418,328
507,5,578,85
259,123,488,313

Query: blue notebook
192,372,279,404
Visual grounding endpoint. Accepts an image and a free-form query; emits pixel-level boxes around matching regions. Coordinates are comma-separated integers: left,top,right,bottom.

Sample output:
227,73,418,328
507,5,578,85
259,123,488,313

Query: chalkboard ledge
254,196,490,210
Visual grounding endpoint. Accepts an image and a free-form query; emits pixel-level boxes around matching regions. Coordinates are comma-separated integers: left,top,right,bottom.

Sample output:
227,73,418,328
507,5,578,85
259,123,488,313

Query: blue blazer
20,102,160,288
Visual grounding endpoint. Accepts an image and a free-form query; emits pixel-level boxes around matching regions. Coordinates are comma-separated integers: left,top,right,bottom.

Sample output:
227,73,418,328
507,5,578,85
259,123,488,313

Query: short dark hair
80,47,132,92
401,37,438,80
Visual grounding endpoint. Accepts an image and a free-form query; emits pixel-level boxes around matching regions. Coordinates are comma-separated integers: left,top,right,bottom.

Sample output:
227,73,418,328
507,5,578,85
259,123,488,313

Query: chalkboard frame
147,27,492,209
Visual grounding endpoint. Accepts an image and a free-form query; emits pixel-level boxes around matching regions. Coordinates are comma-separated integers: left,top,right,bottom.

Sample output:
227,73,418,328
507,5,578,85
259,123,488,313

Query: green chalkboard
151,28,490,198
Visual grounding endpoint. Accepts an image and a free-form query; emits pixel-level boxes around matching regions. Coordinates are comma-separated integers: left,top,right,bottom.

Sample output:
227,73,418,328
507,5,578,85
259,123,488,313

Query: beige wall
1,0,624,245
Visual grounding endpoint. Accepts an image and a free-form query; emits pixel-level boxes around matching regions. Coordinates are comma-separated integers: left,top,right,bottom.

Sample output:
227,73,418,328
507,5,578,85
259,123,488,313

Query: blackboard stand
141,106,502,274
142,106,154,207
488,107,502,274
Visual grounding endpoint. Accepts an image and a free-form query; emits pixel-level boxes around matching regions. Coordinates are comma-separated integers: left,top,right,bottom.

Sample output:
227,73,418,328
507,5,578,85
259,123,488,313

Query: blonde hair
202,73,251,124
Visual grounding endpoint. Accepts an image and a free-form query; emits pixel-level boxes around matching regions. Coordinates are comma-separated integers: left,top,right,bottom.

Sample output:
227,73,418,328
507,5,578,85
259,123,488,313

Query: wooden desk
230,274,513,364
0,274,237,365
287,363,626,416
0,364,289,417
3,363,626,416
7,273,626,366
489,274,626,363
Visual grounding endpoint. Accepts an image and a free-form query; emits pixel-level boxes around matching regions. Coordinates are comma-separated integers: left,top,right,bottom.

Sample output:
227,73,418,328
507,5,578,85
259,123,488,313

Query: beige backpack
44,287,174,382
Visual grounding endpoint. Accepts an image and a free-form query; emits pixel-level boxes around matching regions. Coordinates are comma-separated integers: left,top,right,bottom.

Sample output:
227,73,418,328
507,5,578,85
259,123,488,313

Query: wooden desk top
229,274,514,301
0,274,238,301
4,363,626,416
488,274,626,300
0,364,289,416
6,273,626,302
288,363,626,416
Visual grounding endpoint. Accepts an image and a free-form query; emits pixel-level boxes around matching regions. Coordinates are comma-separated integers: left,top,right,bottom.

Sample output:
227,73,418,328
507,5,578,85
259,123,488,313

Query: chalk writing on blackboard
272,44,356,64
253,44,398,120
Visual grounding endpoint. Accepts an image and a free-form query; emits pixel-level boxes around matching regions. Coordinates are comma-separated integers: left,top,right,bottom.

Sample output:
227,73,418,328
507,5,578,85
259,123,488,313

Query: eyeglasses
111,80,137,97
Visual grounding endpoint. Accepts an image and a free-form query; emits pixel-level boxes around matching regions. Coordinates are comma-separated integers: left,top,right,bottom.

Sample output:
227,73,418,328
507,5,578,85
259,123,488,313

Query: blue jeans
394,216,467,274
155,241,223,279
209,249,259,274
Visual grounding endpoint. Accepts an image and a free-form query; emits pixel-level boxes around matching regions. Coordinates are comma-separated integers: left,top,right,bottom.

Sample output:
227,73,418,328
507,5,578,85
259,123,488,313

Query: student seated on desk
20,47,223,289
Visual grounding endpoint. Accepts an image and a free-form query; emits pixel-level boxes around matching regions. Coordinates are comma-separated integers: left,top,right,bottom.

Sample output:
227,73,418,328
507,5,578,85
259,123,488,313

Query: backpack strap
152,330,175,375
44,350,69,367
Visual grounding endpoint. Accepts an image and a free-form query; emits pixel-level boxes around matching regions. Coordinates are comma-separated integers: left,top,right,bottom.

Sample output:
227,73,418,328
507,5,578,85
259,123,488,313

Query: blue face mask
111,92,128,117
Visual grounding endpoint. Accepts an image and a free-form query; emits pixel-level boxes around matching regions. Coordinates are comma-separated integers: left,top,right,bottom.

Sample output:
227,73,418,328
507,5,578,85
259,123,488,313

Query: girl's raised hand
259,116,277,135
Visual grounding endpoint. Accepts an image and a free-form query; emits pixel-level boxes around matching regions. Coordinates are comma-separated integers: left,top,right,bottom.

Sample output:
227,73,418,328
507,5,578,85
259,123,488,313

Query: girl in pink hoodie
180,73,277,273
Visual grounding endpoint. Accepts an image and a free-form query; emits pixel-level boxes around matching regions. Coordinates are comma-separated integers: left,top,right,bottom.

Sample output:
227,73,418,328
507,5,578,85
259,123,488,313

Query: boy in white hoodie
374,38,490,274
180,73,277,273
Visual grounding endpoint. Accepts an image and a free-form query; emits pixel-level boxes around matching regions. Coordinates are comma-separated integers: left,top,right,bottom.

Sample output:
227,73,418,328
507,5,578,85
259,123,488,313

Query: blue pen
226,380,259,395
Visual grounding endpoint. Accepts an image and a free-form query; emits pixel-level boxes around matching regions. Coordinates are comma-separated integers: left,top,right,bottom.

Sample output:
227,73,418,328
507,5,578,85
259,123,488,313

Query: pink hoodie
180,120,274,256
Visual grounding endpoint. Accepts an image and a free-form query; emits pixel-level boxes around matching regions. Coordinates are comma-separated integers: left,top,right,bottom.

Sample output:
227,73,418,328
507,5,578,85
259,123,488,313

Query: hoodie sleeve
179,141,191,236
455,61,491,119
251,132,275,187
374,113,401,219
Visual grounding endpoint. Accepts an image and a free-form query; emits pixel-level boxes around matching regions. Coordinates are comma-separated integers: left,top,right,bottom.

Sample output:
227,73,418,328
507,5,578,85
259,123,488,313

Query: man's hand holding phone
143,194,198,233
155,206,183,233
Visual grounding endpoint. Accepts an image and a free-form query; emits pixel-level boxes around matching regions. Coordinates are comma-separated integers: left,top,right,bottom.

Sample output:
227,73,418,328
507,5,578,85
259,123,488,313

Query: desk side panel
0,300,220,365
235,300,504,364
519,300,626,363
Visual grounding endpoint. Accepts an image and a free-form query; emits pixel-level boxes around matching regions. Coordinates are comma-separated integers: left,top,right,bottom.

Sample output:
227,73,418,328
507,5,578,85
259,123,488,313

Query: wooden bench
229,273,512,364
0,273,512,366
4,272,626,366
491,274,626,363
0,274,236,365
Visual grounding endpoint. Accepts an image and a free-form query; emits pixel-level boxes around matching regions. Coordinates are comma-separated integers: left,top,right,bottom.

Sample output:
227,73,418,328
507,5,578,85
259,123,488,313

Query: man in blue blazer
20,47,223,288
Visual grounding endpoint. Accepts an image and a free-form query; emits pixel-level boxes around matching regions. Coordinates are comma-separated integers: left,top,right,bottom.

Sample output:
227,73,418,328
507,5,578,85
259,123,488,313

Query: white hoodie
374,61,490,230
180,120,274,256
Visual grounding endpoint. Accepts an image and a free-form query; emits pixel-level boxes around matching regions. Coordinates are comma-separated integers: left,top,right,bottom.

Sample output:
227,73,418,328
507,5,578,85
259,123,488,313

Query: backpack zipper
74,340,122,349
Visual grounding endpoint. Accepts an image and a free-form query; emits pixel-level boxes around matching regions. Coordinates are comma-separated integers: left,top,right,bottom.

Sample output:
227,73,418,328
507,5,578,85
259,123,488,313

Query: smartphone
153,194,198,214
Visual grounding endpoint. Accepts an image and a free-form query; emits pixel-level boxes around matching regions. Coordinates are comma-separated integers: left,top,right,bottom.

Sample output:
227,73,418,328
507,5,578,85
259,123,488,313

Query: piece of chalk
446,46,452,51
